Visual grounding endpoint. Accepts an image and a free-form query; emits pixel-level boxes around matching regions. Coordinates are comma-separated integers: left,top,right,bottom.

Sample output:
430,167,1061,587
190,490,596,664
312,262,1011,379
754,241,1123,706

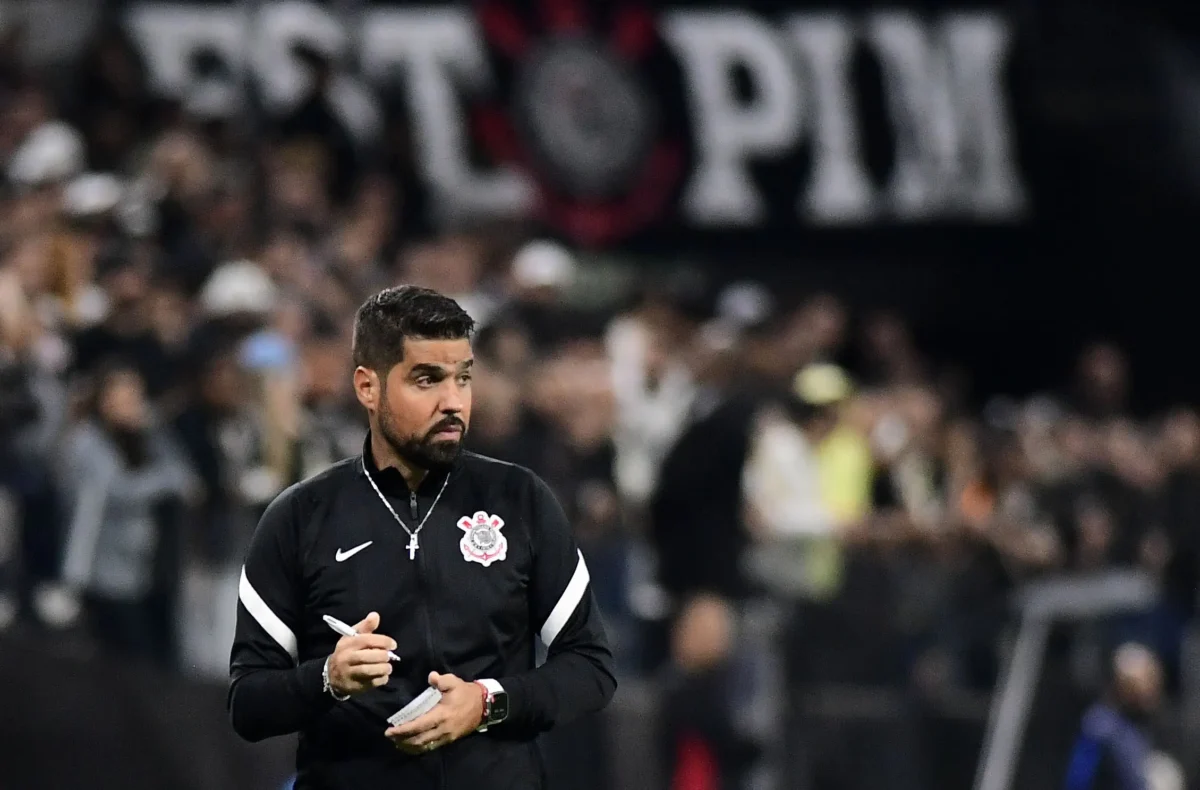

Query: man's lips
431,424,464,439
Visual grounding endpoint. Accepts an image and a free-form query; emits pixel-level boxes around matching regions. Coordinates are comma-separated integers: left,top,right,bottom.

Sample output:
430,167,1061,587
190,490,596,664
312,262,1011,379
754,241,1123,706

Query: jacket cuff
496,675,528,727
476,678,505,696
298,656,338,711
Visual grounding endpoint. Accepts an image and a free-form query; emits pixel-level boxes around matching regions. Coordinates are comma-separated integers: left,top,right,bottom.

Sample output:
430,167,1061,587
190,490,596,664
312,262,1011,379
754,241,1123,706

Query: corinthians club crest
472,0,688,245
458,511,508,567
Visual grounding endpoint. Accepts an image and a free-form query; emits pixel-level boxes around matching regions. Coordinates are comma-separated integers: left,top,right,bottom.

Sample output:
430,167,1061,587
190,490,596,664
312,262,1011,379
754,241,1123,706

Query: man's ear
353,366,379,411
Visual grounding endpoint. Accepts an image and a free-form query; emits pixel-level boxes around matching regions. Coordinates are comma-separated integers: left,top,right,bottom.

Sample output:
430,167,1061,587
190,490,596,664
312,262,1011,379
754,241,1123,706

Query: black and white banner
126,0,1028,246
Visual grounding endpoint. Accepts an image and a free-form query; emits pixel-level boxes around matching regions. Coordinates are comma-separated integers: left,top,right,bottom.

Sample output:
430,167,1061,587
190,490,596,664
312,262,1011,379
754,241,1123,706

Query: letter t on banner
361,9,533,219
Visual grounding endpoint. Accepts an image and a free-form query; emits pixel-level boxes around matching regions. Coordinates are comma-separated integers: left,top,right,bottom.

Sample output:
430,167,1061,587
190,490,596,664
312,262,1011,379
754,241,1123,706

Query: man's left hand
385,672,484,754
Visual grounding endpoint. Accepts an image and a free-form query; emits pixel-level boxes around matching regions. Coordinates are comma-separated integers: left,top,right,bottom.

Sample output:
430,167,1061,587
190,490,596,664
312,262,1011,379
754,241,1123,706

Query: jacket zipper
411,489,447,789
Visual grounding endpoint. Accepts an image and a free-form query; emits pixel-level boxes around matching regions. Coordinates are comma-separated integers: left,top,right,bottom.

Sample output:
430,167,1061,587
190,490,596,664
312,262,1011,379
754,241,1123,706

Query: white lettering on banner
127,2,383,141
866,12,1025,218
662,12,802,224
787,15,876,223
360,9,532,218
125,2,1027,229
252,1,345,112
127,5,248,97
255,2,383,140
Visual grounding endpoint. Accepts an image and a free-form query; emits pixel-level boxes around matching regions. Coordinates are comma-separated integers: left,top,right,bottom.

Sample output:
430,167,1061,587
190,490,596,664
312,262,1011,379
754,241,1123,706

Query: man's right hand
326,612,397,696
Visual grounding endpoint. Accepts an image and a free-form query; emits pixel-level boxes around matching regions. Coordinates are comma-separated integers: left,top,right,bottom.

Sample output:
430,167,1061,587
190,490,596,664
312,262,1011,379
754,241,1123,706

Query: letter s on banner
664,11,802,226
254,1,382,143
252,1,345,113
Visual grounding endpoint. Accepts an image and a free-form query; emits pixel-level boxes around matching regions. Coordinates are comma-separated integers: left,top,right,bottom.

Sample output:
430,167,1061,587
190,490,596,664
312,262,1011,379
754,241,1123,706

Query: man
228,286,616,788
1064,643,1180,790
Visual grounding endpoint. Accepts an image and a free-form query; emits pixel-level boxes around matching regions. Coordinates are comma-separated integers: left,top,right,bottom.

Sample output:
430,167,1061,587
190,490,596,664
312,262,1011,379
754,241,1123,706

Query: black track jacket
228,437,616,789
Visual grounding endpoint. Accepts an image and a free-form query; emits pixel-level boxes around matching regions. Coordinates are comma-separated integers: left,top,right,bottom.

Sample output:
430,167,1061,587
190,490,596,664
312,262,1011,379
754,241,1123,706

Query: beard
377,397,466,471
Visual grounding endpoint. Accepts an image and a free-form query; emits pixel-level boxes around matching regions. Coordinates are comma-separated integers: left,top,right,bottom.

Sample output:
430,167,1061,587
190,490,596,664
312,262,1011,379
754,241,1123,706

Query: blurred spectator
651,304,820,790
66,22,148,173
1073,343,1130,423
0,270,53,627
783,292,848,370
529,344,627,617
72,244,186,400
174,338,296,569
650,306,785,608
936,425,1062,689
59,360,194,665
399,234,496,326
491,239,580,351
607,283,700,508
0,264,69,621
5,81,85,190
743,363,870,600
276,42,359,206
1157,409,1200,628
857,310,926,388
466,364,548,473
1064,643,1183,790
296,331,364,480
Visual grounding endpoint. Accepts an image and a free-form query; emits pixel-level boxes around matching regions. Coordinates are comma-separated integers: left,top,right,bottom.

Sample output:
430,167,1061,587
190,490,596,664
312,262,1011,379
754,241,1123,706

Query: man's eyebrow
409,363,449,377
460,359,475,369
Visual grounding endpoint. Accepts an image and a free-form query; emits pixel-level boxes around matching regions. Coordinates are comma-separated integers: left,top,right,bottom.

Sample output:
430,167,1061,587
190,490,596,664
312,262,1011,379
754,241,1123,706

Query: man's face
368,338,473,470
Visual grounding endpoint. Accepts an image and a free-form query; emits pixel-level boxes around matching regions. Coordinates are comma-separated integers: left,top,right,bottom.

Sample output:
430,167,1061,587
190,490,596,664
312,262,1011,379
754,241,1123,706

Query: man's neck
370,430,427,490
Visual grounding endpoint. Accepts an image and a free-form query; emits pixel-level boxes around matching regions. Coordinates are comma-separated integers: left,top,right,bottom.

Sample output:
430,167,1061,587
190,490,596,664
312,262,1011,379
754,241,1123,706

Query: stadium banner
124,0,1028,247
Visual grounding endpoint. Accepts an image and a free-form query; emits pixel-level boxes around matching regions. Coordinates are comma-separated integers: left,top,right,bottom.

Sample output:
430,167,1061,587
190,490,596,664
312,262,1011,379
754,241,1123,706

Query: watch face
490,692,510,724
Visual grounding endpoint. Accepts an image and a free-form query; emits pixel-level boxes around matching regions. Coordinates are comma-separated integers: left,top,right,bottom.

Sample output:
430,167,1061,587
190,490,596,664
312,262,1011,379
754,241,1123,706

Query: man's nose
439,382,464,413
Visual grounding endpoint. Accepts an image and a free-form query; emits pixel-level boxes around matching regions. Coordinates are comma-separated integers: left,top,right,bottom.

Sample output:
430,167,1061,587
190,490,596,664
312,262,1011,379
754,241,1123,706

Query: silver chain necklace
362,465,451,560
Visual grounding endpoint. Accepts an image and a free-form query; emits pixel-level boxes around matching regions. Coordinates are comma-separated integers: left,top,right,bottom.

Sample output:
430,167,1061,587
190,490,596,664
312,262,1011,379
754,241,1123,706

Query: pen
322,614,402,662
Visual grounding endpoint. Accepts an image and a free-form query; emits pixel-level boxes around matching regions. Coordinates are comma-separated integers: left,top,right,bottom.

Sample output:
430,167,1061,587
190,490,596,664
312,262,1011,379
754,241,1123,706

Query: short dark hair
352,286,475,372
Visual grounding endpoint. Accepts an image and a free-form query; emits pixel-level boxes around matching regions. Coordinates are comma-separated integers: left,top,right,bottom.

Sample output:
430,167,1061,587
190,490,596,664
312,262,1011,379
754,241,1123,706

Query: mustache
426,417,465,439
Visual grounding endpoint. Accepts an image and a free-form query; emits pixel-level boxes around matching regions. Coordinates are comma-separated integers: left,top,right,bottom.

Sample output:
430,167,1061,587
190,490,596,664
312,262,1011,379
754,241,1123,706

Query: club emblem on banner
458,511,509,567
472,0,688,245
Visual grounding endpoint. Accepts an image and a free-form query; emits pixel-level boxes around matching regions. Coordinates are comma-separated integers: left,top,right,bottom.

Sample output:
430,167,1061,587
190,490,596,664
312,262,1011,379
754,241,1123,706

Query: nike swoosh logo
335,541,373,562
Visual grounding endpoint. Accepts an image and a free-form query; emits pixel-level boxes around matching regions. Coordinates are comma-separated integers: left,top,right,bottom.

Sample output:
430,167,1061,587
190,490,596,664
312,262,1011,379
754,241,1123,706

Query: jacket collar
356,431,458,495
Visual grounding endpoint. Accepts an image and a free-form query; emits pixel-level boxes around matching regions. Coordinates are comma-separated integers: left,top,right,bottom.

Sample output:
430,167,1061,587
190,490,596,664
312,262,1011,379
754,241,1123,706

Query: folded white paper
387,687,442,727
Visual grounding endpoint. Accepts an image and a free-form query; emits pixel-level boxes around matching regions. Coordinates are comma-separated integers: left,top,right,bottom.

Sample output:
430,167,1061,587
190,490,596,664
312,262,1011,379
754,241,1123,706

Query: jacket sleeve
228,485,334,741
492,475,618,733
59,427,116,590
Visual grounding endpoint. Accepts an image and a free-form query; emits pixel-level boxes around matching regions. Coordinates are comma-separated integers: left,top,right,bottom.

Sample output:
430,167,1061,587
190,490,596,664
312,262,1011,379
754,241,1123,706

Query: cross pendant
406,534,419,560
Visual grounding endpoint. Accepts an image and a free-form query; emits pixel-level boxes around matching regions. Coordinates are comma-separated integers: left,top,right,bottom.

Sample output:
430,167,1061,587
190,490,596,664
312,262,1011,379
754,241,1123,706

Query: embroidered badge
458,511,508,567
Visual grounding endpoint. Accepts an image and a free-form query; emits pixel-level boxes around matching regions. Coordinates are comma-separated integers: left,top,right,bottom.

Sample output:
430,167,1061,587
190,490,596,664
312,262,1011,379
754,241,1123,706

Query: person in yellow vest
742,363,873,600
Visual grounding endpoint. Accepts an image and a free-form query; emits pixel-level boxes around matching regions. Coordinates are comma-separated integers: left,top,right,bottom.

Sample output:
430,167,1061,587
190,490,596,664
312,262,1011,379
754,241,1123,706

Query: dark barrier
0,637,294,790
0,634,648,790
0,628,1007,790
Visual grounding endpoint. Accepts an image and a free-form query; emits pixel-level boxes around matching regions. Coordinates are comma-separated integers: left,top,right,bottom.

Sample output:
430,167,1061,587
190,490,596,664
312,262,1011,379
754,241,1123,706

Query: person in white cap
490,240,580,352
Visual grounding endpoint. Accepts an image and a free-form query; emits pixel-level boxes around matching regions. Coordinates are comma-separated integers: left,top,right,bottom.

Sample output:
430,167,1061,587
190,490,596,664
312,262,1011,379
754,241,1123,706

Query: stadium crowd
0,17,1196,790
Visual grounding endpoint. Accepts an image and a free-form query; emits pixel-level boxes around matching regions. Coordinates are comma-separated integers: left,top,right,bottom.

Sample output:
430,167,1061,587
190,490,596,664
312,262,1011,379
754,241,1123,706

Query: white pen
322,614,402,662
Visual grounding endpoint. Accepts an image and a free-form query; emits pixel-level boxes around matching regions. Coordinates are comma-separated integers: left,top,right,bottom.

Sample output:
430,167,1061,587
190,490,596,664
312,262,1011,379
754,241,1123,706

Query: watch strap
474,678,506,732
322,655,351,701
